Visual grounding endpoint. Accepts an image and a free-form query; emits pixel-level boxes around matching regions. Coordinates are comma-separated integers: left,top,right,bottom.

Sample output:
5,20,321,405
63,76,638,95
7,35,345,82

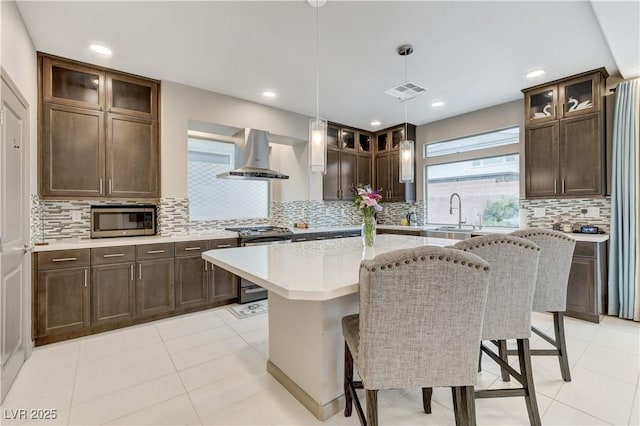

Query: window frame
421,125,522,227
187,131,271,221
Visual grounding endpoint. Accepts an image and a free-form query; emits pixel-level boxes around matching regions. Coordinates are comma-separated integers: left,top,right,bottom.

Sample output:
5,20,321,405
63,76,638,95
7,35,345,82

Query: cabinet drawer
136,243,174,260
574,241,595,257
208,239,239,250
175,241,208,257
38,249,90,270
91,246,136,265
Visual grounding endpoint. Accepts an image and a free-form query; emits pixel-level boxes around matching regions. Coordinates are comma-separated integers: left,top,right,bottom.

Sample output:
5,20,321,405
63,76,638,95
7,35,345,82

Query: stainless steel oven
226,226,293,303
91,205,156,238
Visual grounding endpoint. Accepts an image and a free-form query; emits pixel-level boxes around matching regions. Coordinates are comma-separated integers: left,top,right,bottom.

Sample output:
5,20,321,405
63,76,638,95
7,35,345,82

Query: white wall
1,0,37,194
415,99,524,200
161,81,322,202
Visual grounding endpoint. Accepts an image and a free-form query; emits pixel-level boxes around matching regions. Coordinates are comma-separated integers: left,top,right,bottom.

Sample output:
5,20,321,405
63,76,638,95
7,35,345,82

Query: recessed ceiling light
431,101,444,107
370,120,381,126
526,69,546,79
262,91,277,98
89,44,112,56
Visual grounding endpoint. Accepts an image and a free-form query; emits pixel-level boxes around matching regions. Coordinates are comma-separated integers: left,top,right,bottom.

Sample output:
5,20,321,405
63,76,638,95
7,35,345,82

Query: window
424,127,520,228
188,137,268,220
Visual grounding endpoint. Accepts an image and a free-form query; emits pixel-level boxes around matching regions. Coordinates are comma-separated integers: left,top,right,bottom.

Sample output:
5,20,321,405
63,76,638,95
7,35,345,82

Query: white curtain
607,79,639,321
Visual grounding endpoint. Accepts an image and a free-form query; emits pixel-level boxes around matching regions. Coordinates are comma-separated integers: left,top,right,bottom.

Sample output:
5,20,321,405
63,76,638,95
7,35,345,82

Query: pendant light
398,45,415,183
309,0,327,174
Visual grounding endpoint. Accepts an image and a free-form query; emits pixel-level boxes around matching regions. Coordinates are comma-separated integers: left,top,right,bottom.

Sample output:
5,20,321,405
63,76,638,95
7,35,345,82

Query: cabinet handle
84,269,87,288
52,257,76,262
138,264,142,280
108,179,113,194
146,249,165,254
130,264,134,281
183,247,201,251
99,178,103,194
315,236,326,240
244,288,266,294
562,179,566,193
216,244,232,248
103,253,124,258
554,180,557,194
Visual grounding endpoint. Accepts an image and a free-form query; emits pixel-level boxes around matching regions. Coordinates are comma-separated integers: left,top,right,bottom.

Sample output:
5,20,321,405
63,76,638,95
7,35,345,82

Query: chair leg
366,389,378,426
422,387,433,414
452,386,472,426
517,338,541,426
344,342,353,417
462,386,477,425
497,339,511,382
553,312,572,382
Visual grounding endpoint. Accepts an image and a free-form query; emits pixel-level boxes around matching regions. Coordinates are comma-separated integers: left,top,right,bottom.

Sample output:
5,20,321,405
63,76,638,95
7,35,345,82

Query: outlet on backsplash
72,211,82,222
533,208,546,218
586,207,600,218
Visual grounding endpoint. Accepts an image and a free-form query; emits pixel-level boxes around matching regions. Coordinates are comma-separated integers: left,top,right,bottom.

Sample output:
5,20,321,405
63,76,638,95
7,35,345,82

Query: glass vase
362,215,377,247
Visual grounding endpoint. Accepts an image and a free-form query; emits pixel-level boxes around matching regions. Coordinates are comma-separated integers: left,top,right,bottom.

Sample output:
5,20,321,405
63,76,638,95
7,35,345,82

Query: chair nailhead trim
363,251,491,272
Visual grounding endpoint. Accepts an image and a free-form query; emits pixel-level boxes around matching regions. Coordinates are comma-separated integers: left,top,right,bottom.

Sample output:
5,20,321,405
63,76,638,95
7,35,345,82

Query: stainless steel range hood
216,128,289,181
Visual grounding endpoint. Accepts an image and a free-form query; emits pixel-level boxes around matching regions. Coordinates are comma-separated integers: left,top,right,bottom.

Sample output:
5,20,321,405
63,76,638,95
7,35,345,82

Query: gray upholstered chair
342,246,491,426
509,228,576,381
425,234,542,426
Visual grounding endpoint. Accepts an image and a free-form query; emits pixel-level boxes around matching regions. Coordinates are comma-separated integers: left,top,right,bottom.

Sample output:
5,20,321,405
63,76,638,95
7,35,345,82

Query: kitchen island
202,234,457,420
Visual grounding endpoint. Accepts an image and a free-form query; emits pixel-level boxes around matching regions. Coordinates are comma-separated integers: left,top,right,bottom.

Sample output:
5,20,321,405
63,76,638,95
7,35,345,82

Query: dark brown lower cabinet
91,262,136,325
207,239,239,304
565,241,607,323
37,266,91,337
136,258,175,318
175,256,209,309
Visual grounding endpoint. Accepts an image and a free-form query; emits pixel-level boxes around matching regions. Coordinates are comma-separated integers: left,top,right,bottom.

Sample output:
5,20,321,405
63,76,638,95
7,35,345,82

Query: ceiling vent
384,81,427,102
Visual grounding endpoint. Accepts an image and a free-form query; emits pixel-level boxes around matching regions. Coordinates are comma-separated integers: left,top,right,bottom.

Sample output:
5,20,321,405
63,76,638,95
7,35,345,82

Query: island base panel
267,292,359,421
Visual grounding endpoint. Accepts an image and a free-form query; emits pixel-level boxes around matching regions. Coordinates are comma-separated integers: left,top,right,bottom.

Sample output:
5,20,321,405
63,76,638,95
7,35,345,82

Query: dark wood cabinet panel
136,259,175,317
37,249,90,270
92,263,136,325
323,149,341,201
41,104,105,197
357,155,371,187
390,151,406,202
37,267,90,336
372,123,415,202
560,113,604,196
340,151,357,199
375,154,390,198
175,256,209,309
210,265,238,304
565,241,607,323
91,246,136,265
106,114,158,198
525,122,559,198
136,243,175,260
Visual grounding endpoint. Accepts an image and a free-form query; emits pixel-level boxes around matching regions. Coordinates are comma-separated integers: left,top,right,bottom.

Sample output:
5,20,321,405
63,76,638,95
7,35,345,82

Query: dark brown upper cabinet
373,123,416,202
38,52,160,200
523,68,608,199
323,123,372,201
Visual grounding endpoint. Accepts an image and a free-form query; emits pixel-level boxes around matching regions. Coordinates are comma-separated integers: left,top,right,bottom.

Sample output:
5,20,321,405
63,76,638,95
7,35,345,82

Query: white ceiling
15,1,640,131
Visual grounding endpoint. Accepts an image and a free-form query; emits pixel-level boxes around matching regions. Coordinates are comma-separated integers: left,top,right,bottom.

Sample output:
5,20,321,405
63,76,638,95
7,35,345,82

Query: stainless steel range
225,226,293,303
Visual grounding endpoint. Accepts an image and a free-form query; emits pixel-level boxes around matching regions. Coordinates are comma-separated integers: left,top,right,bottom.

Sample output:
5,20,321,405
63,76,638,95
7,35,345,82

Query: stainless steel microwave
91,205,156,238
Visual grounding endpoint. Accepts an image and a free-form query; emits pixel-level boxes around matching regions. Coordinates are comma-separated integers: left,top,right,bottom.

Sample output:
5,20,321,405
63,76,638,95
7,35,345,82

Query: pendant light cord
404,49,408,137
315,0,320,121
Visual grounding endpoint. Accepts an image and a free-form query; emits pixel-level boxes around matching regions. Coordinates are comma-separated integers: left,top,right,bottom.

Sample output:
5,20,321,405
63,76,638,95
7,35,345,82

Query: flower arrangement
352,184,383,246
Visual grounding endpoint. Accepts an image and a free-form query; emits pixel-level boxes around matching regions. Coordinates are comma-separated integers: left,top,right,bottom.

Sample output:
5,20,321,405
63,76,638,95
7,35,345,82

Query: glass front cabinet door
559,73,602,119
42,57,105,110
525,86,558,124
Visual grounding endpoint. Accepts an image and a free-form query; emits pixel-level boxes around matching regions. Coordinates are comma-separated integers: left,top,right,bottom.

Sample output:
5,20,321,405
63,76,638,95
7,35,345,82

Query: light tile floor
2,308,638,425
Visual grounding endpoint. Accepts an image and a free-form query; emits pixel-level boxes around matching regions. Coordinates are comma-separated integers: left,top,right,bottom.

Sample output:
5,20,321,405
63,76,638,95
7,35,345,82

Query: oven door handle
243,237,291,246
244,287,267,294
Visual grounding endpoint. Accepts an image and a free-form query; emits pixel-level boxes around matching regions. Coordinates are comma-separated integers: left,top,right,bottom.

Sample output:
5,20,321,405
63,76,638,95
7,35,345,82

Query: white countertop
32,231,239,252
202,234,458,302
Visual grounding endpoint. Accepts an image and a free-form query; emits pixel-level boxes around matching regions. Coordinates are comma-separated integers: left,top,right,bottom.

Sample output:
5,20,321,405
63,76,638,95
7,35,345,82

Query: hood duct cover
216,128,289,181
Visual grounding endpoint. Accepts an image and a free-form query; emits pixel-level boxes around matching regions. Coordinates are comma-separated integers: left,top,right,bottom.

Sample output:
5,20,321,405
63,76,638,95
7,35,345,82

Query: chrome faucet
449,193,465,229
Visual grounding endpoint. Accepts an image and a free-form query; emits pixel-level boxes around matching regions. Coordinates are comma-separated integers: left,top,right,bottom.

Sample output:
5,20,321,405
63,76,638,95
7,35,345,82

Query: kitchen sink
423,227,473,240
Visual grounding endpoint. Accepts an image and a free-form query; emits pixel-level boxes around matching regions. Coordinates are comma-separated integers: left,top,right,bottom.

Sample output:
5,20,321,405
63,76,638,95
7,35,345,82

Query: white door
0,69,30,402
